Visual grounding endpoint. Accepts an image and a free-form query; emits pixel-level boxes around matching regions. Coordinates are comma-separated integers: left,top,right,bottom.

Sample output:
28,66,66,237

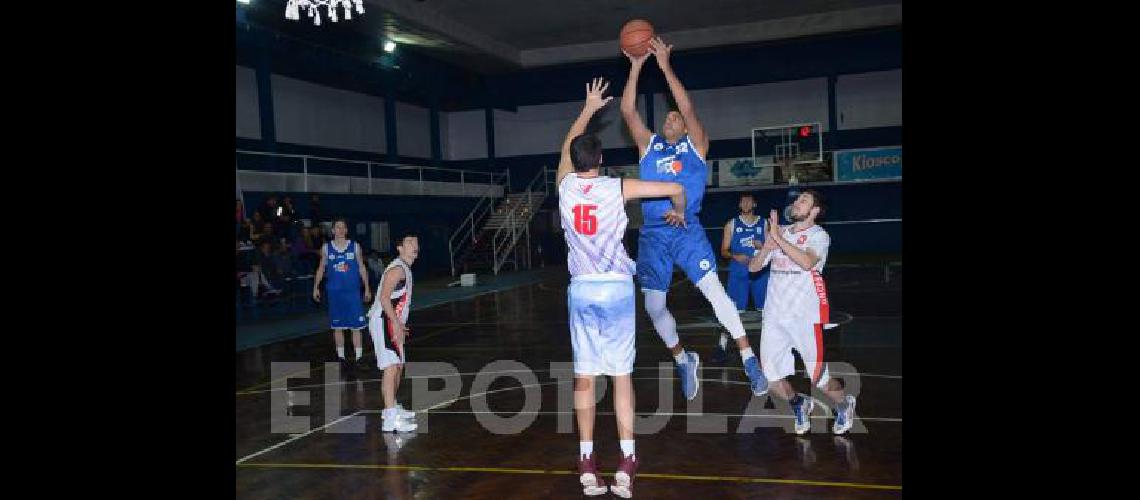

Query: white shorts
368,311,405,370
568,273,636,377
760,314,831,389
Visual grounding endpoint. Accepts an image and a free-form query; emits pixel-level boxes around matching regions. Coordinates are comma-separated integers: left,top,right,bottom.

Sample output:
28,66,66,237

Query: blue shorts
636,224,718,292
328,287,366,330
727,262,769,311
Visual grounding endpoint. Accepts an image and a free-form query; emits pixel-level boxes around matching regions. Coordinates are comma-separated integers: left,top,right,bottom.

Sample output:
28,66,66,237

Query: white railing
491,167,549,274
447,170,511,277
235,149,502,196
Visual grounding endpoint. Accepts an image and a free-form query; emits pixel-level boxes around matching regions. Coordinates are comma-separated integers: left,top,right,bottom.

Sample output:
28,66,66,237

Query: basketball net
285,0,364,26
783,157,800,185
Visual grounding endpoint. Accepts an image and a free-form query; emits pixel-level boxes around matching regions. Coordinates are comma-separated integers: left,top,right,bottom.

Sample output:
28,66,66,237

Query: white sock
643,290,680,349
383,407,397,419
336,347,345,359
740,347,755,362
673,350,687,364
620,440,635,458
579,441,593,460
696,272,748,340
718,331,729,350
355,347,363,360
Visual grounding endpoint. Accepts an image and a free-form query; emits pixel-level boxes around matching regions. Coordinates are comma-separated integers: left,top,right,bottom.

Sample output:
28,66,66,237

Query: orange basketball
620,19,655,57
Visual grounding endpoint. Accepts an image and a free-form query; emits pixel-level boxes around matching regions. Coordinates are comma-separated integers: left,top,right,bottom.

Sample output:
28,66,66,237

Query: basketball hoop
285,0,364,26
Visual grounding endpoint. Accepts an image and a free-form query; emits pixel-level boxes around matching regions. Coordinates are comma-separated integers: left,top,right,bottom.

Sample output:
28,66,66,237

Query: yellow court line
236,462,901,491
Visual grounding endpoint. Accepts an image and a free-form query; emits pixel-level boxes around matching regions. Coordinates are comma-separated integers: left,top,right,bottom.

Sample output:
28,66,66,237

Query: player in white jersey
749,190,857,435
558,77,686,498
367,233,419,433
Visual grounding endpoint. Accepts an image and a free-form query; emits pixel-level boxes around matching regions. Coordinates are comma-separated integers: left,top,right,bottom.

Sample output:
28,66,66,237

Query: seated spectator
309,226,326,253
282,196,297,221
291,227,312,258
257,222,275,246
275,237,296,280
295,228,321,275
254,240,284,296
259,195,280,224
237,238,268,298
236,239,251,289
309,193,322,224
274,206,293,239
238,218,253,244
236,199,245,237
250,212,266,242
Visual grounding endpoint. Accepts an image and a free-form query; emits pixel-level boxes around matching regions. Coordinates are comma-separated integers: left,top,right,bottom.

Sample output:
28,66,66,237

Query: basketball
620,19,655,57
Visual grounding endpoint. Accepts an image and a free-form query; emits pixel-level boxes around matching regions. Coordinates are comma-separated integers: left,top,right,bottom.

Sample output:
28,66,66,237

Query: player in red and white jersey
749,189,856,435
557,77,686,498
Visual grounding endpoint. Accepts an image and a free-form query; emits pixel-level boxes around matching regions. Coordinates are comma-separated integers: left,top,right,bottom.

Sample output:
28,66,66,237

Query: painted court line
237,376,893,469
238,364,327,394
237,367,901,396
235,462,901,491
235,411,360,465
236,382,560,464
401,410,901,422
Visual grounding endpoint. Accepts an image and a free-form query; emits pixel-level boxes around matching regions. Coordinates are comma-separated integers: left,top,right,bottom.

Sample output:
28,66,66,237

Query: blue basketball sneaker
675,351,700,401
832,394,857,435
742,356,768,396
792,394,814,435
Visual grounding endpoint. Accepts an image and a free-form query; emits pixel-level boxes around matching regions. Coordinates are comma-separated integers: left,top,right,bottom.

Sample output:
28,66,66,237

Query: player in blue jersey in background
713,193,770,362
313,218,372,372
620,36,767,401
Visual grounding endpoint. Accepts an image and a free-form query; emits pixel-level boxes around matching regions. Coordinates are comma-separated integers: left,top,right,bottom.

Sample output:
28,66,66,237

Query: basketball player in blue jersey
713,193,770,362
312,218,371,372
621,36,768,399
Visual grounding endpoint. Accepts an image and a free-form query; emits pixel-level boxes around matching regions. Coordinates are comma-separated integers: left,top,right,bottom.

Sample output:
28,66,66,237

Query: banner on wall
604,163,715,186
716,157,776,186
834,146,902,182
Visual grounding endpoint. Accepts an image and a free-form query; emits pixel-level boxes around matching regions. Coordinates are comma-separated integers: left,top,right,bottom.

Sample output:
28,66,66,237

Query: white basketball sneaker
394,403,416,420
382,408,418,432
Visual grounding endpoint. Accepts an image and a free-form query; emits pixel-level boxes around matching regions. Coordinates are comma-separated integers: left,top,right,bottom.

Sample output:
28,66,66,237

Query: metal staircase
449,167,553,276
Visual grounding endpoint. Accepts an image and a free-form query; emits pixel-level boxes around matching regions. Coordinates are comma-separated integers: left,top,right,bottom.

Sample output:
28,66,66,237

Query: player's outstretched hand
763,230,779,251
312,288,321,302
623,48,651,67
648,37,674,69
585,77,614,111
664,209,686,228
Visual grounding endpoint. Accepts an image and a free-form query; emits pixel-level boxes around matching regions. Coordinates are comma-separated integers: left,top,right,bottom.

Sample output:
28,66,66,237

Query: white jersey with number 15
558,173,636,278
